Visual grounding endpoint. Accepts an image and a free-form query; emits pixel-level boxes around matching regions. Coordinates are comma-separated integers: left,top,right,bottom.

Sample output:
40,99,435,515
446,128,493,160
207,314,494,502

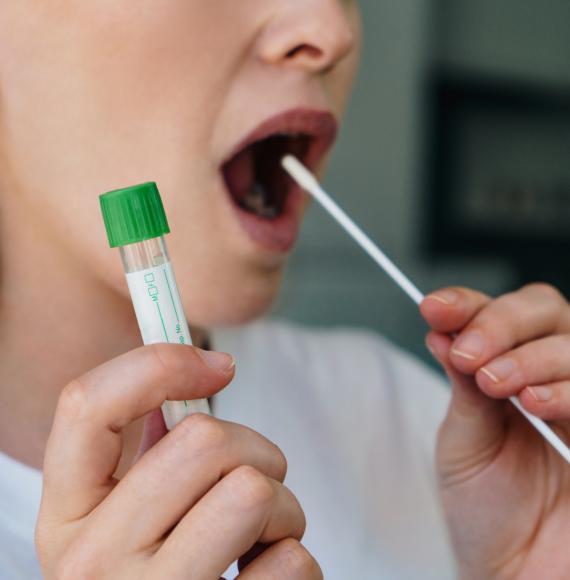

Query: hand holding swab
281,154,570,466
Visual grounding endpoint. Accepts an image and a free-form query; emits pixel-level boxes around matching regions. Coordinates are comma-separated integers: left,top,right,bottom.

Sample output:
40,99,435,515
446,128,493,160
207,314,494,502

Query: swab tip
281,154,301,173
281,155,319,192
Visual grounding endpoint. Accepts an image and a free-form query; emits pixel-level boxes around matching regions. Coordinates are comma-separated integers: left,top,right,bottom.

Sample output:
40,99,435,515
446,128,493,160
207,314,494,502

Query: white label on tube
126,261,210,429
126,261,191,347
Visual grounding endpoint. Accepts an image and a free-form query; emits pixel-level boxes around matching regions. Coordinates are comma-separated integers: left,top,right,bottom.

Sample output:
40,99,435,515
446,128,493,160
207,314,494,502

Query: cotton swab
281,154,570,465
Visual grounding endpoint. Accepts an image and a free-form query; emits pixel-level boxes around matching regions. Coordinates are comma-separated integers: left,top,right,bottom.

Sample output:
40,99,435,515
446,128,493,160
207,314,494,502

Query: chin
185,268,284,328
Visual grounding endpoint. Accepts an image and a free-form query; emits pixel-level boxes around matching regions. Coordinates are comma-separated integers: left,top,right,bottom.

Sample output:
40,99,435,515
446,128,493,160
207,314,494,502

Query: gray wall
273,1,569,362
435,0,570,85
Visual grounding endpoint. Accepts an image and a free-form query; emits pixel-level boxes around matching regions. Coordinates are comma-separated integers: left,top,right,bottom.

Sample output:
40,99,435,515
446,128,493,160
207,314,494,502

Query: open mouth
221,109,338,223
222,133,312,220
219,109,337,253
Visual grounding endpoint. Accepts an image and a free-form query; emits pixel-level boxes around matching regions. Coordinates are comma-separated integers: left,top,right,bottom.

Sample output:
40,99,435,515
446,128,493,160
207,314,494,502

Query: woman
1,2,569,578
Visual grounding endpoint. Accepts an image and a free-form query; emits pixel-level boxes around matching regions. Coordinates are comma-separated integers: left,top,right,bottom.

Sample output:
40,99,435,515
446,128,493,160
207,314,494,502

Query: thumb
427,332,507,479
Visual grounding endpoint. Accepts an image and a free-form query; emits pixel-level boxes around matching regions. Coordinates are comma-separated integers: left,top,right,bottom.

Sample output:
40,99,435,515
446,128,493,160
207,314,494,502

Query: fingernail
527,386,552,402
196,350,235,372
480,358,516,383
424,289,459,305
452,331,485,360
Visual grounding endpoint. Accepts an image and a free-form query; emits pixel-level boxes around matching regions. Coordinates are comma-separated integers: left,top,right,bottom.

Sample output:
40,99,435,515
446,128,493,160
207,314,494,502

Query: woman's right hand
36,344,321,580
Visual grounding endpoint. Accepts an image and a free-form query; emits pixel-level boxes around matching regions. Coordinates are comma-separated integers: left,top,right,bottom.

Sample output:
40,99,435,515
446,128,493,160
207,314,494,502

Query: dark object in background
425,71,570,294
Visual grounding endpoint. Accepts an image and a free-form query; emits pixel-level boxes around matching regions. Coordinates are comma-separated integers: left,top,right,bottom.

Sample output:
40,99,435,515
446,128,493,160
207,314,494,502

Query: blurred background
274,0,570,365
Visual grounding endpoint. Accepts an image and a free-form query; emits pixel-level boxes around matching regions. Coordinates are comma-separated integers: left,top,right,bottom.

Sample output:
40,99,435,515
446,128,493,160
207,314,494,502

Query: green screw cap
99,182,170,248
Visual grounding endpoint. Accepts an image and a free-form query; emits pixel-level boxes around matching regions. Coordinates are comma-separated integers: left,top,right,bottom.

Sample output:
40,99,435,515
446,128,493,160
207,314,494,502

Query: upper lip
222,107,339,170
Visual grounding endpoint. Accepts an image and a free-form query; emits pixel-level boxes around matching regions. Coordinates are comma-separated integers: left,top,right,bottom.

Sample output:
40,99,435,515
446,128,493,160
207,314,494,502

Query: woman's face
0,1,360,326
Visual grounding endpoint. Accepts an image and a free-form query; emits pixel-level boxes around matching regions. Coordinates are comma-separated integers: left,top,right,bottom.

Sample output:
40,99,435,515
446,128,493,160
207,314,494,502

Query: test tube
99,182,210,430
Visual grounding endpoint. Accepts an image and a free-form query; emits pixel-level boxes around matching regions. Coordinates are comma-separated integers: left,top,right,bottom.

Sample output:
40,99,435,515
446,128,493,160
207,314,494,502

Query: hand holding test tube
36,182,311,579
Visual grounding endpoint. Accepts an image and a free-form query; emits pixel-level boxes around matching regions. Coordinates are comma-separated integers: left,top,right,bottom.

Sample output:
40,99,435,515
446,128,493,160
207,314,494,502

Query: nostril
286,44,323,61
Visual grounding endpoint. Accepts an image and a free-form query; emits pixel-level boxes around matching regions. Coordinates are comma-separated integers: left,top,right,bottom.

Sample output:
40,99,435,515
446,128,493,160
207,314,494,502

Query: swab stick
282,154,570,465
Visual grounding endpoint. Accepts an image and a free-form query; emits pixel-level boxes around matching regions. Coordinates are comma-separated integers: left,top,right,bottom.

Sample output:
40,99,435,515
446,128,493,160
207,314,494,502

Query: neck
0,198,206,470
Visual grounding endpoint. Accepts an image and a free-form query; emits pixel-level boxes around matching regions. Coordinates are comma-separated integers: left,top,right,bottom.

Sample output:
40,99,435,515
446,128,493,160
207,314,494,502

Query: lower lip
227,186,306,254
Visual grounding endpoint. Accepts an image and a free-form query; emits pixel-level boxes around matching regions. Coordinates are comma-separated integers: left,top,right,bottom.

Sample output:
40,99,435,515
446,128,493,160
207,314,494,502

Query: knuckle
453,286,488,305
175,413,229,454
293,498,307,538
514,350,536,379
488,291,521,318
146,343,187,379
229,465,275,510
270,442,288,482
278,539,323,578
236,425,288,481
472,294,524,337
524,282,564,305
58,379,90,420
451,286,470,299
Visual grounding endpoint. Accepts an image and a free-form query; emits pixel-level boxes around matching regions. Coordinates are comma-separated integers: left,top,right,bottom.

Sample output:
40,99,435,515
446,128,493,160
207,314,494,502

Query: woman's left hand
420,283,570,580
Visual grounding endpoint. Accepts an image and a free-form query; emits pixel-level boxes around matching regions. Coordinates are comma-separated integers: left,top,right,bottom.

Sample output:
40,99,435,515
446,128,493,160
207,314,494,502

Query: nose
257,0,356,74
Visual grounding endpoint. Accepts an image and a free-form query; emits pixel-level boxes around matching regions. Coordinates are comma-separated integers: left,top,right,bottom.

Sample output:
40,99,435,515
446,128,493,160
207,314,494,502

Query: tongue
223,147,255,202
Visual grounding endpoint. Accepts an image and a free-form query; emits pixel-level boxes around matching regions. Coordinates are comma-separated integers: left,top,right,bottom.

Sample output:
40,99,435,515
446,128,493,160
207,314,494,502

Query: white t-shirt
0,319,456,579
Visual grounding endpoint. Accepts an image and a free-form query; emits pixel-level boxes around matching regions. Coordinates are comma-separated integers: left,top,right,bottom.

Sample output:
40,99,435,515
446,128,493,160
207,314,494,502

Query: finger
132,409,168,464
475,334,570,399
238,543,267,572
238,539,323,579
420,286,491,334
447,283,568,375
42,344,235,522
426,332,507,482
86,415,287,551
518,380,570,422
150,467,306,580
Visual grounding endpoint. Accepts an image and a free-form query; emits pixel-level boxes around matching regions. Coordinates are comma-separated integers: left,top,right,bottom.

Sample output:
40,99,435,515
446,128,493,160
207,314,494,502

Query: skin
38,345,318,579
0,0,359,469
0,1,359,577
0,1,569,578
0,0,359,467
421,285,570,579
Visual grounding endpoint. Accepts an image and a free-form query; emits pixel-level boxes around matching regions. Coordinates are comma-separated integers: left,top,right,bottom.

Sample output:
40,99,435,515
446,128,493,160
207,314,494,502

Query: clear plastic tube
120,236,210,430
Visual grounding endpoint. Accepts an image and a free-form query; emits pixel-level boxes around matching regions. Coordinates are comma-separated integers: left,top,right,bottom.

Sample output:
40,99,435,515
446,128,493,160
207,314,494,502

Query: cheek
327,52,360,118
326,4,362,117
0,1,254,259
1,7,221,182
